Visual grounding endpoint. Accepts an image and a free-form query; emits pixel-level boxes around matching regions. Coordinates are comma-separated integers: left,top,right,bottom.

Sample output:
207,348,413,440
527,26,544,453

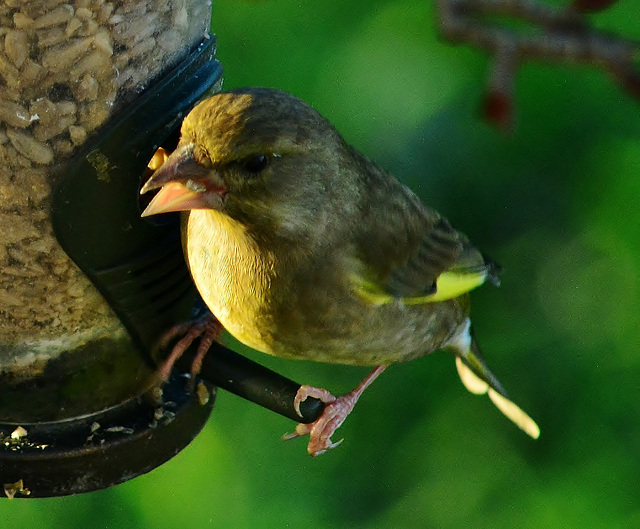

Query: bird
140,87,539,456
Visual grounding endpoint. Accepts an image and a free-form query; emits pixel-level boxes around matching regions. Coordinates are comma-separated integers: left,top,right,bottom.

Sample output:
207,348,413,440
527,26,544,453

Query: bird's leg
283,365,388,457
154,312,223,384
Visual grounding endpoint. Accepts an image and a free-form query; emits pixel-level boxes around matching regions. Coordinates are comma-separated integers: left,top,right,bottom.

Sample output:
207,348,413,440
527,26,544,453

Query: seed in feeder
41,37,93,71
4,30,29,69
75,73,99,101
70,49,112,80
34,114,75,142
12,13,35,30
65,17,83,38
0,100,34,129
0,54,20,89
75,7,93,21
6,129,54,165
92,29,113,55
68,125,86,145
19,59,45,87
37,27,68,48
33,4,75,29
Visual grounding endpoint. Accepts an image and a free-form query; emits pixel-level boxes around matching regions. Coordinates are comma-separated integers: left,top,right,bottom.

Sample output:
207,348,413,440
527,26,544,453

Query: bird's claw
292,385,336,417
284,385,352,457
154,312,222,385
284,366,387,456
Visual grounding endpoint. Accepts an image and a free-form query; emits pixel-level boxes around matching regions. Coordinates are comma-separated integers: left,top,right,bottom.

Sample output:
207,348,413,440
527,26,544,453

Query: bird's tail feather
447,322,540,439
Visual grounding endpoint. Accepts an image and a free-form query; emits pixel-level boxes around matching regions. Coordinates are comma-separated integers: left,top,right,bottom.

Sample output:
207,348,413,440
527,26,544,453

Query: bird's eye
244,154,269,174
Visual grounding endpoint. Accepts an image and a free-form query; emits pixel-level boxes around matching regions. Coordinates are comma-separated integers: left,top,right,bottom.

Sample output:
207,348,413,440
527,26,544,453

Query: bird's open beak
140,143,220,217
141,181,208,217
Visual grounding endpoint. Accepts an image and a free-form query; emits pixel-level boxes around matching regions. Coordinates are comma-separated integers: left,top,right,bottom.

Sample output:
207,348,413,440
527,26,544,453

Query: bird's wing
351,166,498,305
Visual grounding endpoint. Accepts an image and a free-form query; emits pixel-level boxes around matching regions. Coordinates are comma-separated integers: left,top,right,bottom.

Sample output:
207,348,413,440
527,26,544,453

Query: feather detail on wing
348,150,499,305
352,267,490,305
352,214,499,306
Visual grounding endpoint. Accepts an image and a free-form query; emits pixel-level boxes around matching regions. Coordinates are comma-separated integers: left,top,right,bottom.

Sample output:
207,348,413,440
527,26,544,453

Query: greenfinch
140,87,539,456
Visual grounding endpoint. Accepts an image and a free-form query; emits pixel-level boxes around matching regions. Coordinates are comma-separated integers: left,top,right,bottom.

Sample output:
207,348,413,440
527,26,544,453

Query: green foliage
4,0,640,526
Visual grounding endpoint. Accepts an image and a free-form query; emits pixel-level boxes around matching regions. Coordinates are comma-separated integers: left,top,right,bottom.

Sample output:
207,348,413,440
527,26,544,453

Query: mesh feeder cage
0,1,325,498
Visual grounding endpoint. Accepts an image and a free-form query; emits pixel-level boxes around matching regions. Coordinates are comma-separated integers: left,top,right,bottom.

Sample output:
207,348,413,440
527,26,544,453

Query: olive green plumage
141,87,539,442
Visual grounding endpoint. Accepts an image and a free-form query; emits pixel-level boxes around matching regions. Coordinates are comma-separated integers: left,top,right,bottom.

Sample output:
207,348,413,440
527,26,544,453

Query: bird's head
141,87,353,237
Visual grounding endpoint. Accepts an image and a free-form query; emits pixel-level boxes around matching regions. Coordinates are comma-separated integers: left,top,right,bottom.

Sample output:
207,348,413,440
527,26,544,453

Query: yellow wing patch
353,269,487,306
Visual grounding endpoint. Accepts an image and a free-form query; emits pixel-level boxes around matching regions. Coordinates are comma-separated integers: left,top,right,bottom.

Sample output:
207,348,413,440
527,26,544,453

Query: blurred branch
435,0,639,130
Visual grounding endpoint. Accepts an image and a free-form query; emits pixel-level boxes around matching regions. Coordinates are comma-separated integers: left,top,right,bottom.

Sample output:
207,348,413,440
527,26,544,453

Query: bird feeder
0,0,220,497
0,0,324,498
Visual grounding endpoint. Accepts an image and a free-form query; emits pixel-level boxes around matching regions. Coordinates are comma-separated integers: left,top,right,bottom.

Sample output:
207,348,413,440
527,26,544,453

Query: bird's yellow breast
183,209,275,353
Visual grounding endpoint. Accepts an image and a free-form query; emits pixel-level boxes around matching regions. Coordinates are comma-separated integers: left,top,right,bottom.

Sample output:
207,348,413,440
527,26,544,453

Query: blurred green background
4,0,640,527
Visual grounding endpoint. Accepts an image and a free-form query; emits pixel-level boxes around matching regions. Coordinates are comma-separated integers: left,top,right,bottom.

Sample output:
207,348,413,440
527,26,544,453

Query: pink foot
154,312,222,383
283,365,387,457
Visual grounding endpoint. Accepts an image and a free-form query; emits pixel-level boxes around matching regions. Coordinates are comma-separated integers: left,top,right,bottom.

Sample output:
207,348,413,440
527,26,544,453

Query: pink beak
140,143,223,217
141,181,210,217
